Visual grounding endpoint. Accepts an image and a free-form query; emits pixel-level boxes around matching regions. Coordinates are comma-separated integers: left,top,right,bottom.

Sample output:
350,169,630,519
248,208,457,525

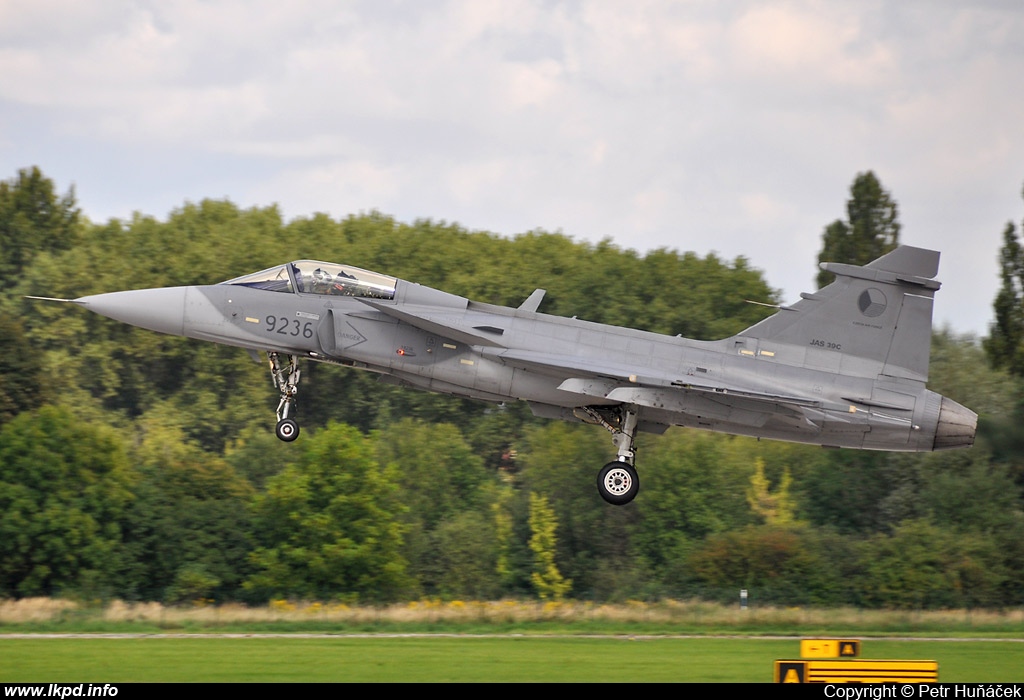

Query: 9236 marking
266,315,313,338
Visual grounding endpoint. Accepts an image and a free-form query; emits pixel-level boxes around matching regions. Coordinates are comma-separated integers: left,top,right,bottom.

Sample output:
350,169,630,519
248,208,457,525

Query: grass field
1,636,1022,683
2,600,1022,682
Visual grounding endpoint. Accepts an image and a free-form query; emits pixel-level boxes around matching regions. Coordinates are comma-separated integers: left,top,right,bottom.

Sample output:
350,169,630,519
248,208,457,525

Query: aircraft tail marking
739,246,940,382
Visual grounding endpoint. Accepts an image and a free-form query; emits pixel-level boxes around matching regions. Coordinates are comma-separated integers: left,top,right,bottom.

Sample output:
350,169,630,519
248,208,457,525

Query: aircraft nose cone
77,287,189,336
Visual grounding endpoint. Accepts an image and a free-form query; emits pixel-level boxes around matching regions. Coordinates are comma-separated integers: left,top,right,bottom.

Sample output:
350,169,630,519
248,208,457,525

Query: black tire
597,461,639,505
275,418,300,442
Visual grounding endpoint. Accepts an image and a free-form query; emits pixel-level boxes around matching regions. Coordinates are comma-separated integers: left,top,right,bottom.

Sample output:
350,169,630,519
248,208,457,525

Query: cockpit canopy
223,261,396,300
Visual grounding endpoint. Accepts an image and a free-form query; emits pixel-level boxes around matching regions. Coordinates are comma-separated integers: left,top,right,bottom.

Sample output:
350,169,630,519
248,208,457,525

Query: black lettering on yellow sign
774,659,938,683
839,641,859,657
800,638,861,658
774,661,806,683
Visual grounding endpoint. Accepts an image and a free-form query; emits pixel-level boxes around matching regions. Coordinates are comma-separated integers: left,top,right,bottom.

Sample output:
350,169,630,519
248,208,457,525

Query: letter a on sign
774,661,806,683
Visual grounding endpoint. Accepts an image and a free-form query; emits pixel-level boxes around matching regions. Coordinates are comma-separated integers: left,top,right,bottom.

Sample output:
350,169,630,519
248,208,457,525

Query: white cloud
2,0,1023,334
246,158,405,217
729,3,895,87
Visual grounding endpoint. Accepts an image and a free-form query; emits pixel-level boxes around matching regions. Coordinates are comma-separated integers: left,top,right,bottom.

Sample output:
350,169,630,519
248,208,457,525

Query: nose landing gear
269,352,301,442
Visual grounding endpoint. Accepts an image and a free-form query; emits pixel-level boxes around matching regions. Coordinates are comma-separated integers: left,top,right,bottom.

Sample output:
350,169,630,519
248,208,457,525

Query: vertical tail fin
739,246,940,382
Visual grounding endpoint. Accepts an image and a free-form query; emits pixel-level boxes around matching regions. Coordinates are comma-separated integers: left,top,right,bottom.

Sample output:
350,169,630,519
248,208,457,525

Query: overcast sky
2,0,1022,336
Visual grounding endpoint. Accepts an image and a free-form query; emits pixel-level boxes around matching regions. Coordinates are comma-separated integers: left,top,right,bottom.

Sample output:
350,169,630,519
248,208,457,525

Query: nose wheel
275,417,300,442
269,352,301,442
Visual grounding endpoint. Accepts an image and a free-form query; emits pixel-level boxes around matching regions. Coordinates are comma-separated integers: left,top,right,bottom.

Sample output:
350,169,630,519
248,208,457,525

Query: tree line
1,167,1022,608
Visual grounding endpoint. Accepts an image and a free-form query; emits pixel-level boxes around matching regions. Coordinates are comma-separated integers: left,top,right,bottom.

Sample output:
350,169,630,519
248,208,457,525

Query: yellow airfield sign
775,659,939,683
800,639,862,658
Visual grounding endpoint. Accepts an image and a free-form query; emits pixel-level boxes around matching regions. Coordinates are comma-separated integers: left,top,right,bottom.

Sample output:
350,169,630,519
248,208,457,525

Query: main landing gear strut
269,352,301,442
582,405,640,506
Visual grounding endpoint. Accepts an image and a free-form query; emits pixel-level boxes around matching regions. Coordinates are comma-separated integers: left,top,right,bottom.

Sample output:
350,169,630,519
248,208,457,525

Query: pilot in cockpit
312,267,356,296
311,268,334,294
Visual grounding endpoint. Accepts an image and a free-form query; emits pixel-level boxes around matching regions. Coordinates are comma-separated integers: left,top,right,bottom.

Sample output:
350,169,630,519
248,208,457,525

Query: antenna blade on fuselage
24,296,84,304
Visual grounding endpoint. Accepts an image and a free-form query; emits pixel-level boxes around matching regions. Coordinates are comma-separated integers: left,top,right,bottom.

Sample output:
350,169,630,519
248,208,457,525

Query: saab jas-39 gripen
29,245,977,505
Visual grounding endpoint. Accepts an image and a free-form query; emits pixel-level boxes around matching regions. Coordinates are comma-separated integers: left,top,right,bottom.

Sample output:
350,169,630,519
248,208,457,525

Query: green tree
631,431,756,581
985,190,1024,376
245,423,410,602
746,459,796,526
799,450,897,534
817,171,900,287
929,330,1019,419
918,450,1022,536
376,419,487,530
492,485,517,587
164,564,222,605
528,491,571,600
518,422,637,598
0,166,80,291
373,418,494,596
687,524,846,605
0,406,134,598
422,510,502,600
855,519,1007,609
223,426,297,490
121,411,255,602
0,312,47,425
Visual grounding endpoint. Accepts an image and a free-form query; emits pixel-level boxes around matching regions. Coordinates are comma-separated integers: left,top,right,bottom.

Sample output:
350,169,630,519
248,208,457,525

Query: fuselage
75,259,976,453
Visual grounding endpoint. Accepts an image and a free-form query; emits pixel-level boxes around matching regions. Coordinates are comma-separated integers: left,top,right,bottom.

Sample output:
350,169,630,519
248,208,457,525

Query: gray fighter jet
30,245,976,505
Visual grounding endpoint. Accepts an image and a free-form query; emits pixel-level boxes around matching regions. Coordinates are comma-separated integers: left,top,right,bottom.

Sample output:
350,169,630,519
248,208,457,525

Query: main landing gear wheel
275,418,300,442
581,404,642,505
597,461,639,505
